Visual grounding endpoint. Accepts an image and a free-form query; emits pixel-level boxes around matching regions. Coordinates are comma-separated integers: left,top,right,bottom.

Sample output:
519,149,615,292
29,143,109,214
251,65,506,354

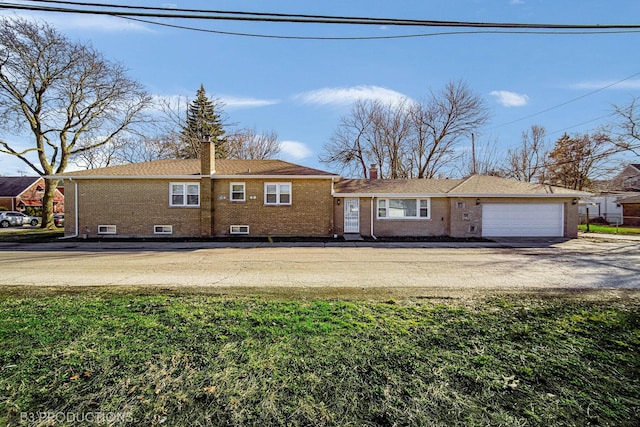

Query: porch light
475,198,481,205
337,199,341,205
572,198,578,205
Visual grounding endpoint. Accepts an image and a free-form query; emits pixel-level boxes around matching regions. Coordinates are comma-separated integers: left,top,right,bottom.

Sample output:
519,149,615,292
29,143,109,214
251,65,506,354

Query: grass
0,227,63,242
579,224,640,235
0,290,638,426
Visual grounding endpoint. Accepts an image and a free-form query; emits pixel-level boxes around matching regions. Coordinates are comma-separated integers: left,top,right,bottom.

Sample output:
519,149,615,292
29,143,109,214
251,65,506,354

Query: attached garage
482,203,564,237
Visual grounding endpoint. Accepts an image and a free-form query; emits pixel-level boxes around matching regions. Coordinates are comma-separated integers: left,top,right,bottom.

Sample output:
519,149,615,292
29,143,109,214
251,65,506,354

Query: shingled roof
334,175,590,197
0,176,41,197
57,159,337,178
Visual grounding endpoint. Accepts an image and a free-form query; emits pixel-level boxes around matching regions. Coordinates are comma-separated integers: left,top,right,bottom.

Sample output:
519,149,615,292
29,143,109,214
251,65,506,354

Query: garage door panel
482,203,563,237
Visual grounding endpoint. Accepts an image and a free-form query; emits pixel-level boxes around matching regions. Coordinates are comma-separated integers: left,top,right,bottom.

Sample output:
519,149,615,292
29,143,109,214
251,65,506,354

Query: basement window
230,225,250,235
97,225,117,235
154,225,173,235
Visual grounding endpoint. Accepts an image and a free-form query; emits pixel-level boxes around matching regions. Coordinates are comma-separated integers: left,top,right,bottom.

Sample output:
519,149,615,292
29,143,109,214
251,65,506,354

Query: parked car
0,211,40,227
54,214,65,228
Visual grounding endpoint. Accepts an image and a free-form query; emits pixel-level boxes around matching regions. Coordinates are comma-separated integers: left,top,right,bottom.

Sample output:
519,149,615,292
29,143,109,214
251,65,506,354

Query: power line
4,1,640,30
117,15,640,41
488,71,640,131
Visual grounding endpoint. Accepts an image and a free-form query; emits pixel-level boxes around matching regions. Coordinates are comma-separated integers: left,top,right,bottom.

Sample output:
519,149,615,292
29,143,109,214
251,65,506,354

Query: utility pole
471,133,477,175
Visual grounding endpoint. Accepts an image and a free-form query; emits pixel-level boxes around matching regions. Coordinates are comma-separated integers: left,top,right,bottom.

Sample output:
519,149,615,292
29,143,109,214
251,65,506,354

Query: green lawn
579,224,640,235
1,292,638,426
0,228,63,242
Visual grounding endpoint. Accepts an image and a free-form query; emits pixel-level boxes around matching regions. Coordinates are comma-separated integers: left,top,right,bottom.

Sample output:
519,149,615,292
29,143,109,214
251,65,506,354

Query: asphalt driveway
0,237,638,296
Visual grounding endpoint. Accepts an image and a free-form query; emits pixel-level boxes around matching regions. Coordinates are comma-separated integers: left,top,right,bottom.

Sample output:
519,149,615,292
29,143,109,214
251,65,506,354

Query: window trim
230,225,250,235
230,182,246,202
97,224,117,235
169,182,200,207
377,198,431,220
154,225,173,235
264,182,292,206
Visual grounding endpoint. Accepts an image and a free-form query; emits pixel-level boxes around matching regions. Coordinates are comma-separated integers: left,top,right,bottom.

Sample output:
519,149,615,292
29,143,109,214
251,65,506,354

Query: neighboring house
52,140,589,239
619,195,640,226
579,164,640,225
0,176,64,213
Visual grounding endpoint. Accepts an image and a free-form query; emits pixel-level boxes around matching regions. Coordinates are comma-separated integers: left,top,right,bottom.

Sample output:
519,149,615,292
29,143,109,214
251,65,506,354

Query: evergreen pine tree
179,84,227,159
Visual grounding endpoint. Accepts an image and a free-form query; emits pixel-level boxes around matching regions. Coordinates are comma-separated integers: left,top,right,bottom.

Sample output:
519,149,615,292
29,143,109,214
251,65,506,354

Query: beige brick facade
333,196,579,239
212,178,334,237
65,179,201,238
65,177,335,238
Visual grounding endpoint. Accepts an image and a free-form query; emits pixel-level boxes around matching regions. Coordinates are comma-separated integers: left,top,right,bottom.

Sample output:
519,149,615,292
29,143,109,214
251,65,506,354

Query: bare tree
612,97,640,155
320,81,488,179
545,132,617,191
409,81,490,178
226,128,281,160
0,18,151,227
458,135,503,177
503,125,548,182
319,100,374,178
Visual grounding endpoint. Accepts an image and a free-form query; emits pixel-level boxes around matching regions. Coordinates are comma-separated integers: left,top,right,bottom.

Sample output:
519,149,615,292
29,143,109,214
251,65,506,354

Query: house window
97,225,116,234
377,198,430,219
230,182,246,202
154,225,173,235
170,182,200,207
264,183,291,205
230,225,250,235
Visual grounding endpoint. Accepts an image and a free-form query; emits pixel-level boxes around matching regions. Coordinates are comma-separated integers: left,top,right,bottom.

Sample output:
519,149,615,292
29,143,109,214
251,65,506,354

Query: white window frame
97,225,117,234
230,182,246,202
264,182,292,206
170,182,200,207
154,225,173,235
377,198,431,219
230,225,250,235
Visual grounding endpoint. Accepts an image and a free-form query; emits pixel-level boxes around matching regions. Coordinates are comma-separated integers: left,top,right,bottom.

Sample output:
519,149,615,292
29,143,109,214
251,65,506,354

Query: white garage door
482,203,564,237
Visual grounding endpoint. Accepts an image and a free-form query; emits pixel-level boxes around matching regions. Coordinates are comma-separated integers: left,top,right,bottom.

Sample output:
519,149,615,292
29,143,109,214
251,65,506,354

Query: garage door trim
482,203,564,237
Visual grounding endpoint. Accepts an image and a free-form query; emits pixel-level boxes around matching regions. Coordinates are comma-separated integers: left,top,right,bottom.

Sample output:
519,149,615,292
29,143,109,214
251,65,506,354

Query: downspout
370,196,377,240
58,179,79,239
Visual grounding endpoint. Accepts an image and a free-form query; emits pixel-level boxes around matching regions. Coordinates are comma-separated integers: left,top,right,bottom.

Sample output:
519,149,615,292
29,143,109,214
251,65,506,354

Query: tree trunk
40,178,57,229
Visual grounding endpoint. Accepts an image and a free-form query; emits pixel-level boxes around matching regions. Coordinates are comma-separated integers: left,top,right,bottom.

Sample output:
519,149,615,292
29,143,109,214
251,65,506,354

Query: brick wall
449,198,482,238
212,178,334,237
622,204,640,226
68,179,201,237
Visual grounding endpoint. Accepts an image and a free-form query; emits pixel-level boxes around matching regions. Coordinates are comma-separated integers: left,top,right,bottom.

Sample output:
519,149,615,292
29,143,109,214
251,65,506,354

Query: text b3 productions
20,411,133,424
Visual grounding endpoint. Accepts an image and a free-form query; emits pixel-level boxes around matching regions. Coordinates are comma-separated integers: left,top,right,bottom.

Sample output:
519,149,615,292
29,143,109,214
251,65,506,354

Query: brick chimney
369,164,378,180
200,135,215,175
200,136,214,237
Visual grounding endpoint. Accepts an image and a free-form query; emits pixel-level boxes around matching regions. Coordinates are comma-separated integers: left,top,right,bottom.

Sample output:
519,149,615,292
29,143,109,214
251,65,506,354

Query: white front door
344,198,360,233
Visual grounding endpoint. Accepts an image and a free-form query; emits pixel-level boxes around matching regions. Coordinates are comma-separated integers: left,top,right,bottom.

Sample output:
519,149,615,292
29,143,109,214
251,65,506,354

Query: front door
344,198,360,233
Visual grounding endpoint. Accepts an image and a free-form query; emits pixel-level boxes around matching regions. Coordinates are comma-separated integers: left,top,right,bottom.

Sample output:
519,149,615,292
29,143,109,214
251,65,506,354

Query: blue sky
1,0,639,176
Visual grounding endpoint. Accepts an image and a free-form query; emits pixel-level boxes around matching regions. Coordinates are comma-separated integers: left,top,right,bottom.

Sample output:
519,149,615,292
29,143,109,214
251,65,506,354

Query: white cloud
0,9,151,32
219,96,280,110
489,90,530,107
149,94,279,113
568,80,640,90
279,141,313,160
295,85,410,108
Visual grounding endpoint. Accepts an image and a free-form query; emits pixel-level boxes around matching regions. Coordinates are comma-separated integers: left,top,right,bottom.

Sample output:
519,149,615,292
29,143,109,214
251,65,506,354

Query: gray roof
0,176,41,197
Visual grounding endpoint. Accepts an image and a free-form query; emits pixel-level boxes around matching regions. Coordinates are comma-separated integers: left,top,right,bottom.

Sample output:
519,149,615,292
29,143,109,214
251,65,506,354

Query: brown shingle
334,178,463,195
56,159,336,178
334,175,591,196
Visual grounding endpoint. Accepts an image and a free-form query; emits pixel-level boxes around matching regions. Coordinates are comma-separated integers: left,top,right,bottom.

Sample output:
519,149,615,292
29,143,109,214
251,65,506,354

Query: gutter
370,196,377,240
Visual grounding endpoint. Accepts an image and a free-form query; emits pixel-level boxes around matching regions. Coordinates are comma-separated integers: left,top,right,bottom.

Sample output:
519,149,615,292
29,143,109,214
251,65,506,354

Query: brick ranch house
52,140,588,239
0,176,64,213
